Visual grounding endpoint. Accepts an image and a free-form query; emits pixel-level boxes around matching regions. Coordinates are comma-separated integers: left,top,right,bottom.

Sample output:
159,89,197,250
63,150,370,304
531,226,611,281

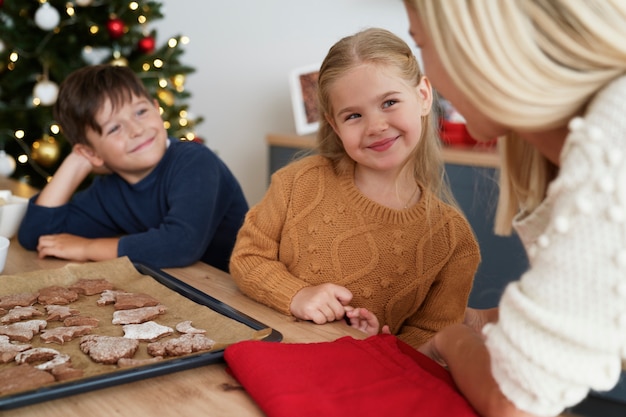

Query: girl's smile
367,136,399,152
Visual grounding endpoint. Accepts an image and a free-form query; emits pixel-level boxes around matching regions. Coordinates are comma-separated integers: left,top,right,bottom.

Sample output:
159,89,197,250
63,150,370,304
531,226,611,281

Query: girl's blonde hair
316,27,457,208
405,0,626,234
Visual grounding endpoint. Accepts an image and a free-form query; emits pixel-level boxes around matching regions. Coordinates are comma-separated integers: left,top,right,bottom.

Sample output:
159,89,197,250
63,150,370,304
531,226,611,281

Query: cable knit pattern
484,76,626,416
230,155,480,349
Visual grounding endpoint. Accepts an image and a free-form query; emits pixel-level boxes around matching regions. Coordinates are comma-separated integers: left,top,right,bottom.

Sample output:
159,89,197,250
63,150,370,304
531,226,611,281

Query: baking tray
0,263,282,410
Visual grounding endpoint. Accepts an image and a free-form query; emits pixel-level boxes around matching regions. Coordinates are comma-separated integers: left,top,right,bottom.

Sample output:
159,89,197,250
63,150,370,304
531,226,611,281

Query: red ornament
107,18,125,39
138,36,155,54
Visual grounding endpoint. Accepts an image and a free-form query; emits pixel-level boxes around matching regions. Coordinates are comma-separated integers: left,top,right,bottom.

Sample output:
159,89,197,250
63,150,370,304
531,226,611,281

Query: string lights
0,0,203,186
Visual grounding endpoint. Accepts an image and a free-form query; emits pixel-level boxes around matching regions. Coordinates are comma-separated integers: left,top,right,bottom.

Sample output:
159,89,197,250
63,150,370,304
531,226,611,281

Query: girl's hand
344,306,379,335
290,283,353,324
344,306,391,336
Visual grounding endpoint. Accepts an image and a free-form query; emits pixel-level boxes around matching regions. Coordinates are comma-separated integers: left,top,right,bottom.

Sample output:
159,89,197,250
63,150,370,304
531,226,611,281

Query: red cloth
224,334,479,417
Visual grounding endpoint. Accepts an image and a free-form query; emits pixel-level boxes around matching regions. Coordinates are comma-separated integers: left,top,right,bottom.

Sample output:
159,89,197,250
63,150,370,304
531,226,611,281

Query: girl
401,1,626,416
229,28,480,350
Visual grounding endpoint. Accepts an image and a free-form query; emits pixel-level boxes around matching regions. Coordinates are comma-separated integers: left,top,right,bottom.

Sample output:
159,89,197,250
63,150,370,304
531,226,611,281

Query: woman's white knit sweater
484,75,626,416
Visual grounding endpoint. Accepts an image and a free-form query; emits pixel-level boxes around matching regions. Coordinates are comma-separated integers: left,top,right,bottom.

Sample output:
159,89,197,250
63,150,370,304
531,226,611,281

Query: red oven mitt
224,334,479,417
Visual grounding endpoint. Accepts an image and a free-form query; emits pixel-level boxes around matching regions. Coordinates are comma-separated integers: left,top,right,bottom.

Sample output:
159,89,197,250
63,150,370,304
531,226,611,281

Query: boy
18,64,248,271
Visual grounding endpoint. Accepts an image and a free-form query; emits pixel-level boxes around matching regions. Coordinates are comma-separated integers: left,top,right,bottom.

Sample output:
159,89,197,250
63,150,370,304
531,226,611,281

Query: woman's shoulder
563,75,626,159
593,75,626,104
585,75,626,127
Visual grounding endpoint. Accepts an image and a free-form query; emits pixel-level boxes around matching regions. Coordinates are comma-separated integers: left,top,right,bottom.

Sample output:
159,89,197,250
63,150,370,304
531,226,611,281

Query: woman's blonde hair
316,27,457,208
405,0,626,234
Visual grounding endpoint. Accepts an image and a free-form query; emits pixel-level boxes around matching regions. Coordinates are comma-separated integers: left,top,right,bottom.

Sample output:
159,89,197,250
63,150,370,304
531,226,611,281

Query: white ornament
0,40,4,54
0,151,16,177
82,46,110,65
33,80,59,106
75,0,94,6
35,3,61,31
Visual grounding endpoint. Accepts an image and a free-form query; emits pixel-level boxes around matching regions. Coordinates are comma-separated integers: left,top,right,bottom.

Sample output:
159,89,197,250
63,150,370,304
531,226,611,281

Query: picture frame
289,64,320,135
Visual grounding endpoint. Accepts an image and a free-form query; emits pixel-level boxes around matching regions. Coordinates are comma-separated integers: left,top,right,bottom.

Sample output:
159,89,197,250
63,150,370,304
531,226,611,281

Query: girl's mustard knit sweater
230,155,480,349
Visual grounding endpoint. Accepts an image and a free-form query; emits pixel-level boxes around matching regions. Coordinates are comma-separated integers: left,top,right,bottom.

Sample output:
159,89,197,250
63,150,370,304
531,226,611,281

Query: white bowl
0,192,29,239
0,236,9,273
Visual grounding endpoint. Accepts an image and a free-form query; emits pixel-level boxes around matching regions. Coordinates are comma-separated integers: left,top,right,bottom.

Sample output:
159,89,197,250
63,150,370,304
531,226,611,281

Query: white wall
155,0,412,205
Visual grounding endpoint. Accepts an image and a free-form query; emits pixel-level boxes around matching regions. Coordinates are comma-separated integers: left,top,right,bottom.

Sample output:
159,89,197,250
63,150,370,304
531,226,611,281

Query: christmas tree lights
0,0,203,188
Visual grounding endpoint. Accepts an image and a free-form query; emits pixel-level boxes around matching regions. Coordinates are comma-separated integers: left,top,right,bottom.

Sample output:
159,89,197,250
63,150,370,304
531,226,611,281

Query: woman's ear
73,143,105,168
416,76,433,116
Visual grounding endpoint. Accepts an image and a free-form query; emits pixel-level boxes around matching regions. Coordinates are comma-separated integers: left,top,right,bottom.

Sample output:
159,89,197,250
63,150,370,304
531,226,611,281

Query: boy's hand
89,164,112,175
344,306,390,336
37,234,118,262
35,151,101,208
37,234,90,261
71,147,111,175
290,283,353,324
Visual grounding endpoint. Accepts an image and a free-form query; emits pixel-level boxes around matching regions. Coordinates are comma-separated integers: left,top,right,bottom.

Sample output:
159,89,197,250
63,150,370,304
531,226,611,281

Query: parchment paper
0,257,270,396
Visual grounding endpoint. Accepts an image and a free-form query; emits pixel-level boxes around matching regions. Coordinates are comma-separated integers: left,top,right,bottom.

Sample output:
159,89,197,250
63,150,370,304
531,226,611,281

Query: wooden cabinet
266,133,528,309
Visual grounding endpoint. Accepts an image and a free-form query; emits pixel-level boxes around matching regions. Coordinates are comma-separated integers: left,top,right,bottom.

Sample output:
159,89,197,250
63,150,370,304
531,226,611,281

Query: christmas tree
0,0,203,188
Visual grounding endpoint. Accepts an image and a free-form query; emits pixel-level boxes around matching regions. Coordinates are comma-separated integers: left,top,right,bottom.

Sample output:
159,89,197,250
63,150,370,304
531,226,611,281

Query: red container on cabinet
439,120,496,147
439,120,476,146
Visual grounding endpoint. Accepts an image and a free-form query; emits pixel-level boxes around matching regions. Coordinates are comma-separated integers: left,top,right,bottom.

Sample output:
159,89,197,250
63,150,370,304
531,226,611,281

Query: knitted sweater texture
230,155,480,349
484,76,626,416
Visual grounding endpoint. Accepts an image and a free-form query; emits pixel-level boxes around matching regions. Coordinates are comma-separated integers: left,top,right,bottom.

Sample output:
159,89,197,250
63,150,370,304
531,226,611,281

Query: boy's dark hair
53,64,153,146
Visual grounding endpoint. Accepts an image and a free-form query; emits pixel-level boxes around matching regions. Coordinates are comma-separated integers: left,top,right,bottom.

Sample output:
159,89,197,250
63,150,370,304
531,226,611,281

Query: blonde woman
402,1,626,416
230,28,480,350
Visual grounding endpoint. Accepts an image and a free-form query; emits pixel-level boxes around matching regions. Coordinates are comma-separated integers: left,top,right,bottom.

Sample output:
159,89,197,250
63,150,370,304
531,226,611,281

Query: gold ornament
31,136,60,167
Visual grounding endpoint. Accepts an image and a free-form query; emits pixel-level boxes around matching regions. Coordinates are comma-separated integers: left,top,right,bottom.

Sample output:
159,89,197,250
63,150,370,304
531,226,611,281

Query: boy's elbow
17,230,38,251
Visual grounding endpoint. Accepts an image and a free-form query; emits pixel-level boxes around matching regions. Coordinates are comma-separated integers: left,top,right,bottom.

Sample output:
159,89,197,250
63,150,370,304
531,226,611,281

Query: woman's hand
418,308,499,366
417,335,447,367
464,307,499,333
418,323,537,417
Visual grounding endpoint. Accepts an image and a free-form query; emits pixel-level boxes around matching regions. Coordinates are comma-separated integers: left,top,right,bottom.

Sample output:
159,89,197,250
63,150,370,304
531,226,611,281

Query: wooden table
2,239,366,417
0,177,366,416
0,177,581,417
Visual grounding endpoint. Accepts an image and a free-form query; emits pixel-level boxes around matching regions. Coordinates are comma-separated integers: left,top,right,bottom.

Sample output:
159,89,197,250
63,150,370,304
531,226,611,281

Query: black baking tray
0,263,282,410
